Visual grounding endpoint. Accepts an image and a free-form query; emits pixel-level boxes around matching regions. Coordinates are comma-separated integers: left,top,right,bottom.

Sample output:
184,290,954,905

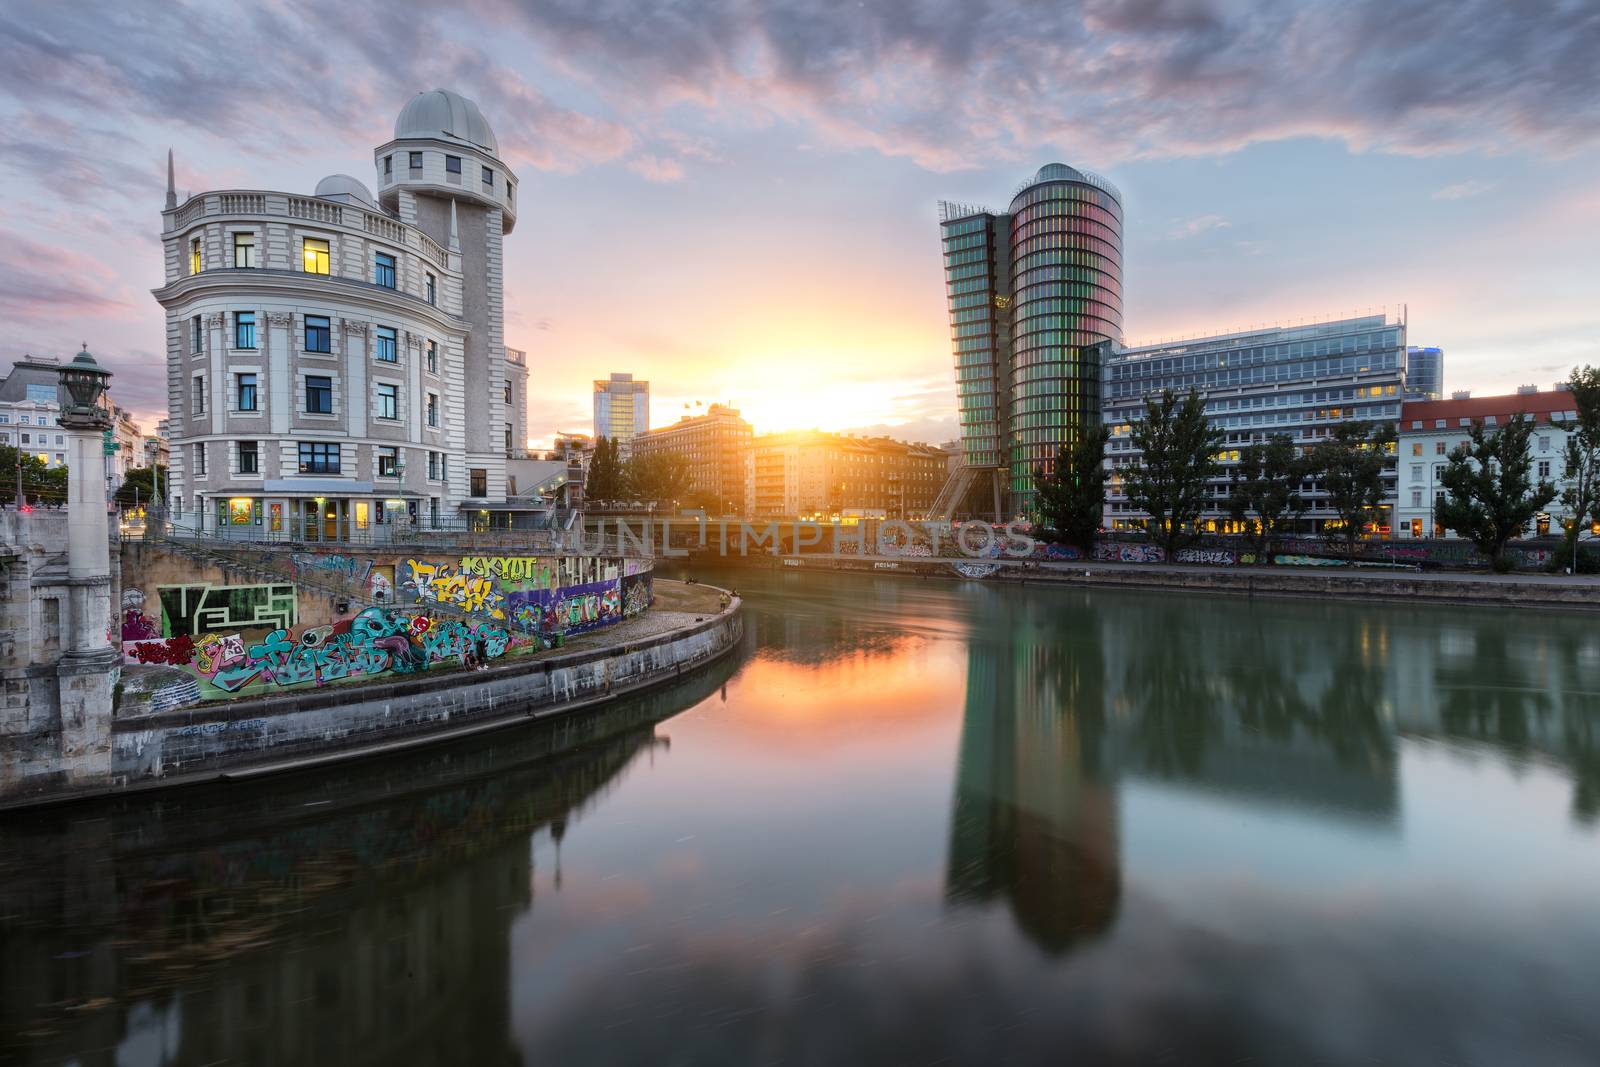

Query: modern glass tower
938,163,1123,517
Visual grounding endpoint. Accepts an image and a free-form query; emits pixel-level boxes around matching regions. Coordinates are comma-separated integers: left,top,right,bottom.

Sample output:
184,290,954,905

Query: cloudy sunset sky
2,0,1597,445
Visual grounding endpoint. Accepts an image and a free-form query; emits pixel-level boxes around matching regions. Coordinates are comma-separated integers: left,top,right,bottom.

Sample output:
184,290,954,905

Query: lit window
233,232,257,268
377,382,398,420
374,326,397,362
305,315,332,353
302,237,330,275
190,238,201,274
374,252,396,288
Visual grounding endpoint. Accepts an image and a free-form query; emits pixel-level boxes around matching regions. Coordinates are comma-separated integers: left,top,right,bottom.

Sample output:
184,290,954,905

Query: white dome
314,173,376,205
394,89,498,154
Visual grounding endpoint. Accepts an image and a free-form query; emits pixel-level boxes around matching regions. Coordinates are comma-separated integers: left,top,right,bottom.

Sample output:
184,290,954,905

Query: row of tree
1033,365,1600,569
1,445,70,505
583,436,697,508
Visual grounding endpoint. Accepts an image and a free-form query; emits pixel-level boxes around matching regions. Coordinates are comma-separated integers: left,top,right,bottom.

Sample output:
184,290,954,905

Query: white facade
153,89,527,538
0,358,70,469
1394,389,1581,539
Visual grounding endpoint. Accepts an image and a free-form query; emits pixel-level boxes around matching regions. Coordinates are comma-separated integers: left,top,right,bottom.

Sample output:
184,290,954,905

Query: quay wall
2,595,742,809
689,552,1600,612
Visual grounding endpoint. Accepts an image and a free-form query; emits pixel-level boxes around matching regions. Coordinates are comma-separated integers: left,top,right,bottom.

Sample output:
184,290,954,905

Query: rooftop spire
165,148,176,209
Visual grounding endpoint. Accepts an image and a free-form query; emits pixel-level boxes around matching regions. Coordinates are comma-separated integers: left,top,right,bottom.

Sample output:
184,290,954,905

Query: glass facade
939,163,1122,515
1103,314,1407,532
939,211,1010,468
1405,346,1444,401
1007,166,1122,511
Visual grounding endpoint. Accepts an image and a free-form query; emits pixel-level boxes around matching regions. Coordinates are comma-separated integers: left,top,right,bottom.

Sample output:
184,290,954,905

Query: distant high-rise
936,163,1123,518
593,373,650,447
1405,346,1445,401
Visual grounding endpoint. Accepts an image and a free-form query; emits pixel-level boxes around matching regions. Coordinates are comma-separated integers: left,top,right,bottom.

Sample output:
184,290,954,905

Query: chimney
1517,384,1538,395
1450,390,1471,401
1554,381,1572,392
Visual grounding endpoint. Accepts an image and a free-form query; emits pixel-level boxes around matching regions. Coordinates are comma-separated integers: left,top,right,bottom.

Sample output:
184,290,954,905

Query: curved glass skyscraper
938,163,1122,518
1007,165,1123,509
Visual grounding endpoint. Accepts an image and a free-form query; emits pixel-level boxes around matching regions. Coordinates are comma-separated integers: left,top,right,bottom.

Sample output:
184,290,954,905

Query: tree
1558,365,1600,574
624,451,693,506
1123,390,1223,560
585,436,621,504
1226,434,1307,562
1437,412,1557,570
1032,423,1110,554
2,445,68,506
1312,421,1395,564
115,464,168,508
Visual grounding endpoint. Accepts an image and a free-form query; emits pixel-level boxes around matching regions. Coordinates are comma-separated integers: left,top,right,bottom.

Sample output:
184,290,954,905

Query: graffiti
199,608,511,694
369,572,393,601
952,562,1001,579
176,718,268,737
873,561,900,570
621,572,652,618
128,634,196,666
158,583,297,638
1032,543,1084,561
402,560,506,618
292,553,372,582
1094,543,1165,563
120,588,160,641
458,556,557,586
1175,548,1237,566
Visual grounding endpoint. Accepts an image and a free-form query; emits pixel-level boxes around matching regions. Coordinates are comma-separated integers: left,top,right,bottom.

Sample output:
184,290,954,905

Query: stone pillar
57,420,118,786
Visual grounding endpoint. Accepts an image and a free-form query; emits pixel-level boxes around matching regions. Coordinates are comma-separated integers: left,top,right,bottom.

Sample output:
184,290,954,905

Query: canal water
4,569,1600,1065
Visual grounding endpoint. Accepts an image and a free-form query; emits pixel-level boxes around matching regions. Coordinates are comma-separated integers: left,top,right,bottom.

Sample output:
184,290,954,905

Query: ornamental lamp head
59,343,113,425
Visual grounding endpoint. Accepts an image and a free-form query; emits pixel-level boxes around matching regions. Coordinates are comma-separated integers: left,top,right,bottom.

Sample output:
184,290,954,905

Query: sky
2,0,1598,447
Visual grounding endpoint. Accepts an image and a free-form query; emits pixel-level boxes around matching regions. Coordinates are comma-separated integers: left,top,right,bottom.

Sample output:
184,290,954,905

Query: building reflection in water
944,581,1600,957
0,651,742,1066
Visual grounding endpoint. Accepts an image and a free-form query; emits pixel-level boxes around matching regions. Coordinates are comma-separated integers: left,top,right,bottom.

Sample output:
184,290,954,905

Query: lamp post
55,344,118,781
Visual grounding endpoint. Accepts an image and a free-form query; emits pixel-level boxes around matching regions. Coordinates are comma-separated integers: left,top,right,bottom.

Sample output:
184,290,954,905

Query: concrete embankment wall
688,552,1600,613
4,600,741,809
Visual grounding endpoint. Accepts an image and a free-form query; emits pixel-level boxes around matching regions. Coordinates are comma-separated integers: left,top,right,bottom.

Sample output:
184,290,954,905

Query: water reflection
0,651,743,1066
945,583,1600,957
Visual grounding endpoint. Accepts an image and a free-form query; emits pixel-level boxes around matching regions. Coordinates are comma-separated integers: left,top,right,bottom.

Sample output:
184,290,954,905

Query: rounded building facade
154,90,525,539
1007,163,1123,509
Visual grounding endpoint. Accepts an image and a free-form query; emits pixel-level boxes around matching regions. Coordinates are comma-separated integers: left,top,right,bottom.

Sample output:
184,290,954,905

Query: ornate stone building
154,89,528,538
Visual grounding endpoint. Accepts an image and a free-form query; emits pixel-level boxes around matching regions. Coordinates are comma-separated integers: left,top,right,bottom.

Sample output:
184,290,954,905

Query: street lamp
59,344,112,430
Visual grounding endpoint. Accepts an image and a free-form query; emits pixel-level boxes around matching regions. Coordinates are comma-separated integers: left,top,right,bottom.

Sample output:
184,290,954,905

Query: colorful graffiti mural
121,588,160,641
399,556,635,638
158,583,298,638
126,607,514,696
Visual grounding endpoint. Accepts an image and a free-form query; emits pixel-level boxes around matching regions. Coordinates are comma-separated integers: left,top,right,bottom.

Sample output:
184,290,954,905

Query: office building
1395,387,1584,539
1103,314,1407,534
154,88,528,538
750,430,947,520
0,357,71,470
1405,346,1445,401
593,373,650,449
936,162,1123,517
630,403,752,514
